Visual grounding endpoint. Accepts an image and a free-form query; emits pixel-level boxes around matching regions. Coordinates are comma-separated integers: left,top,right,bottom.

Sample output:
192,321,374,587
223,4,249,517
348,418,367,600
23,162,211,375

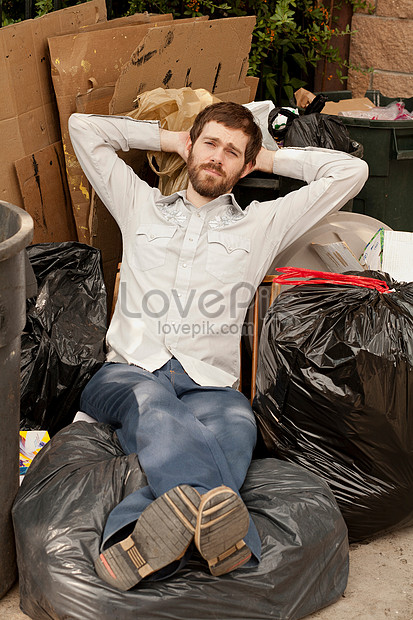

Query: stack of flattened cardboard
0,0,107,242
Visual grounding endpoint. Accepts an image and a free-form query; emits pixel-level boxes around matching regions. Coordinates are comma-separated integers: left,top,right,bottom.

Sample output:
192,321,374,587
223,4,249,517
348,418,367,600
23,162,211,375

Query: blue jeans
80,358,261,565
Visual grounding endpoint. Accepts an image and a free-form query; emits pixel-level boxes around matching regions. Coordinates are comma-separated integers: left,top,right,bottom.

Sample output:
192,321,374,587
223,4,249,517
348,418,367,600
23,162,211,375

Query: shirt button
189,237,193,242
182,263,187,268
228,247,233,252
177,293,182,297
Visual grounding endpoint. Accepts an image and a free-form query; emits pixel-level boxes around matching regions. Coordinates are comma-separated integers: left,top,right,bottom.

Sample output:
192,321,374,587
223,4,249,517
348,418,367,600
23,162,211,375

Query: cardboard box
0,0,107,214
49,15,256,244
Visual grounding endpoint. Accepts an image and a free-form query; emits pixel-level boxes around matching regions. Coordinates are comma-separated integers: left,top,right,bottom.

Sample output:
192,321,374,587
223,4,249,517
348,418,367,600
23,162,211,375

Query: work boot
95,484,201,590
195,485,252,576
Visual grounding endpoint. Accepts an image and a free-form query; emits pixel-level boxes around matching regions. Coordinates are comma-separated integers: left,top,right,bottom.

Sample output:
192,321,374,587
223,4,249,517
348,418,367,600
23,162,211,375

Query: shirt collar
157,190,244,213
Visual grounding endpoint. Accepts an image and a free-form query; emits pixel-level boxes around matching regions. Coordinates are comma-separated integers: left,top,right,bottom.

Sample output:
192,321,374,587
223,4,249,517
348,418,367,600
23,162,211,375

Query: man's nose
210,149,224,165
211,146,224,164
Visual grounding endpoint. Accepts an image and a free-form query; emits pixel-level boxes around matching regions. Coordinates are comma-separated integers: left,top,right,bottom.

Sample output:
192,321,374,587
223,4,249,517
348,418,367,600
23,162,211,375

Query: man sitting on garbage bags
68,100,368,591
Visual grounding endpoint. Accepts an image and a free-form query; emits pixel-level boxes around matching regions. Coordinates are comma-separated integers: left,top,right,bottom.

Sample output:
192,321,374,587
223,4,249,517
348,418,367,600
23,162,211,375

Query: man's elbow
353,157,369,191
359,158,369,181
68,113,81,138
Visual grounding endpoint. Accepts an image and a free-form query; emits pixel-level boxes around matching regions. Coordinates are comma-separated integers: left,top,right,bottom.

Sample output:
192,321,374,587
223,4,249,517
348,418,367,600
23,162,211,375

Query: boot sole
195,486,251,576
95,484,200,590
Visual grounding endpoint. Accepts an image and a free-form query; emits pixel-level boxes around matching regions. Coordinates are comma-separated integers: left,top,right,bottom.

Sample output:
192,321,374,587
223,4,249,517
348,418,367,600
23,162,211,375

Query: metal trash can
0,201,33,599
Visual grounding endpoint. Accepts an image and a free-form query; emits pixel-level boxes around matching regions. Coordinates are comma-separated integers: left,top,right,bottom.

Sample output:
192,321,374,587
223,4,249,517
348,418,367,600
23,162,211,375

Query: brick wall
348,0,413,97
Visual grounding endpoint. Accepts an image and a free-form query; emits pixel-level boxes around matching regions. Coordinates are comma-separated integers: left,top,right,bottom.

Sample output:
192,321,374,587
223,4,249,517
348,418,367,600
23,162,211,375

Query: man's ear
240,161,254,179
184,135,192,161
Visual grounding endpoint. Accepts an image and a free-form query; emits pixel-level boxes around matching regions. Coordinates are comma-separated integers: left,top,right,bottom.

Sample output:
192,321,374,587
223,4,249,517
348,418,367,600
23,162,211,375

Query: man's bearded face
186,122,249,199
187,152,245,199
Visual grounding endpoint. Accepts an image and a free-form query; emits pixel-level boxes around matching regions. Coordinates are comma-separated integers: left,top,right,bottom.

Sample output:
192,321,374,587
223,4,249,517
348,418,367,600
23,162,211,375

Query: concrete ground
1,525,412,620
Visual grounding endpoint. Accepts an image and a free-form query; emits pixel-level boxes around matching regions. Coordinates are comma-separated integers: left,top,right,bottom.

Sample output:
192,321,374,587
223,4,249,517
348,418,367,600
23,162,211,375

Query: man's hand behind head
250,147,276,175
160,129,190,162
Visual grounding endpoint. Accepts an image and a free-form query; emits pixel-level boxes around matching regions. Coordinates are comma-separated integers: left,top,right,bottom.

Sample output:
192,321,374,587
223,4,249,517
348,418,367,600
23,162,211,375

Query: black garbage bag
267,95,328,144
13,421,349,620
254,268,413,542
20,242,107,435
283,112,352,152
268,106,300,142
278,113,361,197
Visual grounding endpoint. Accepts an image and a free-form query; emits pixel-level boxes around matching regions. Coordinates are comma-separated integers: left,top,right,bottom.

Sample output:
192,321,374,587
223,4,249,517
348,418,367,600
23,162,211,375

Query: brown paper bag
126,87,220,195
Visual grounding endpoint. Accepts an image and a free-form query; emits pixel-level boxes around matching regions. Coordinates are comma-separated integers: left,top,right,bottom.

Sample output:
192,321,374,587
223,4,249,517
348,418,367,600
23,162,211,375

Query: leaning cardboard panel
48,16,185,244
15,142,77,243
0,0,106,209
110,16,256,115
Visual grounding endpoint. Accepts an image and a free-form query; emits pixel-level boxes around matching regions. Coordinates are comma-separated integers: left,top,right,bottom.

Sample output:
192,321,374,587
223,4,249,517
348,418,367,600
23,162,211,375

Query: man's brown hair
190,101,262,167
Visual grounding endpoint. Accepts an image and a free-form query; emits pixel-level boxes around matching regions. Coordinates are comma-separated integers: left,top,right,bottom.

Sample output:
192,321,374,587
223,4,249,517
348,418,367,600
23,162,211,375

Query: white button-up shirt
69,113,368,387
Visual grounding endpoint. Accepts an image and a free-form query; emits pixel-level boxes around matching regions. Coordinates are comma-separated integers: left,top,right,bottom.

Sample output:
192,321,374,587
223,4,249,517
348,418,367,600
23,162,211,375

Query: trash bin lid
0,201,33,263
269,211,392,274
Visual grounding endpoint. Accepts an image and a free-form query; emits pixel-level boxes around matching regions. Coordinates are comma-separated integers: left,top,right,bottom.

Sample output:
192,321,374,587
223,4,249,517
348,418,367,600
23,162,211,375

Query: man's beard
187,152,244,199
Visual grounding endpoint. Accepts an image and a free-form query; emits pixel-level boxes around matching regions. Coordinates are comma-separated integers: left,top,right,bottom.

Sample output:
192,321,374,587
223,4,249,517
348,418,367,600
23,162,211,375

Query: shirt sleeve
68,113,162,229
255,146,369,260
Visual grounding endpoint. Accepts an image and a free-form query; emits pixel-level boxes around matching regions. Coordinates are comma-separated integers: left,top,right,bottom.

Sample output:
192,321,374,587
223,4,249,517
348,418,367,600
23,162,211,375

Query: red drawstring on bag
272,267,390,293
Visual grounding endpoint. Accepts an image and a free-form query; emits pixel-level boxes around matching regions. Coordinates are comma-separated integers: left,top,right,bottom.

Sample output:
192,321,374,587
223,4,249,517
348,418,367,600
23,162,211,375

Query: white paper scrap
381,231,413,283
312,241,365,273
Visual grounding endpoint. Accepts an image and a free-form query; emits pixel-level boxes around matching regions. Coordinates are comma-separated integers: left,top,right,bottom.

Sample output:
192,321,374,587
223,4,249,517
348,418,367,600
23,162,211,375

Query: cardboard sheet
75,85,116,115
110,16,256,114
321,98,375,116
15,141,76,243
0,0,106,209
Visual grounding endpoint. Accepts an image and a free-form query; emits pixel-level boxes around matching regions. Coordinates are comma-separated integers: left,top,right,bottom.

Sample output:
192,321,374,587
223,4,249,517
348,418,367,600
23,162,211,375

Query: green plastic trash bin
0,201,33,599
323,90,413,232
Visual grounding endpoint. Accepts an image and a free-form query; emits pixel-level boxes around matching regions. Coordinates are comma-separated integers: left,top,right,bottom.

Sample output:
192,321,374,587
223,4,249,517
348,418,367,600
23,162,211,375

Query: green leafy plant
153,0,364,103
35,0,54,17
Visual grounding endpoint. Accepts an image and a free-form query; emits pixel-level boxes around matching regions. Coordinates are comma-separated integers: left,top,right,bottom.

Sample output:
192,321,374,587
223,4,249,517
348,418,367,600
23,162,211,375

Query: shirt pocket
134,224,177,271
206,230,251,284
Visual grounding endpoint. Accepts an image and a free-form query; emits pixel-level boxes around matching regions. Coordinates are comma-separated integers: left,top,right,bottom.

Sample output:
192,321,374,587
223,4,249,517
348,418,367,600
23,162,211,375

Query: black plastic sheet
20,242,107,435
13,421,349,620
254,271,413,542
